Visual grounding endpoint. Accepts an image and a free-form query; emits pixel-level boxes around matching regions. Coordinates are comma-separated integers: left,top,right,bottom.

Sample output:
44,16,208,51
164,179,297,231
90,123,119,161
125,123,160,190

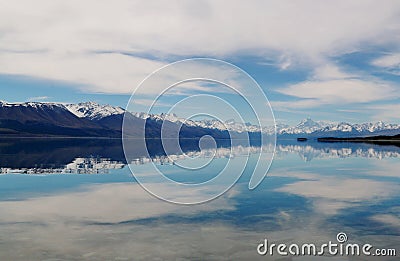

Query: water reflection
0,138,126,169
276,141,400,161
1,157,125,174
1,138,400,174
0,138,399,260
0,138,262,174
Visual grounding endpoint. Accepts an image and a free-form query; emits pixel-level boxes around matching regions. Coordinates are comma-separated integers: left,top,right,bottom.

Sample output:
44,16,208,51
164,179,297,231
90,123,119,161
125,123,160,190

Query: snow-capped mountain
134,113,400,137
276,118,400,137
318,121,400,137
66,102,125,120
0,100,91,125
0,101,233,139
133,112,265,133
0,100,68,111
0,100,122,137
0,100,126,122
278,118,334,135
354,121,400,133
1,100,399,138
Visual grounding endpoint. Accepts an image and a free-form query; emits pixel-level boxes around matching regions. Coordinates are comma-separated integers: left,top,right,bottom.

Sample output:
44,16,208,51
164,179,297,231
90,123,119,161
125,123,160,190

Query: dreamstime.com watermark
257,232,397,257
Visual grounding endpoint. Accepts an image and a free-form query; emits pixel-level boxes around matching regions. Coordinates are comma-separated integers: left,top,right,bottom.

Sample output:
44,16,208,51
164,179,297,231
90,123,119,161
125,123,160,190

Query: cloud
274,62,398,110
271,62,400,121
312,64,356,80
277,178,396,202
271,100,321,111
372,53,400,67
0,182,235,224
270,156,400,216
277,54,293,70
132,98,172,107
275,175,398,216
3,0,399,55
371,53,400,75
0,182,257,260
279,78,396,104
372,213,400,230
368,103,400,122
1,0,400,93
27,96,51,102
0,51,166,94
0,50,249,95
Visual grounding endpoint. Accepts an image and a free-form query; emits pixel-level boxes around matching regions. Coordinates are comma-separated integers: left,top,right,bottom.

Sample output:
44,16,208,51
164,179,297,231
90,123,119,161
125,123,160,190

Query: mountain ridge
0,101,399,138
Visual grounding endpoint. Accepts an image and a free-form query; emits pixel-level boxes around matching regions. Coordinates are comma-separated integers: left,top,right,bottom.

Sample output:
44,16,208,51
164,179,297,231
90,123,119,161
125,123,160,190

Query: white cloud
274,61,398,110
277,178,396,201
27,96,51,102
270,100,321,113
0,51,166,94
0,182,235,224
371,53,400,75
270,62,400,122
312,64,355,80
1,0,400,93
3,0,397,55
277,54,293,70
372,214,400,229
276,177,398,216
0,187,343,261
368,103,400,122
0,50,248,95
371,53,400,68
279,78,396,105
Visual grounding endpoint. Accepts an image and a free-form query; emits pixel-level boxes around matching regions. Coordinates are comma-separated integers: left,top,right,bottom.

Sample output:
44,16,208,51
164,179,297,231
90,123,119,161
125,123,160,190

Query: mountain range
276,118,400,138
134,112,400,137
0,101,399,139
0,101,233,140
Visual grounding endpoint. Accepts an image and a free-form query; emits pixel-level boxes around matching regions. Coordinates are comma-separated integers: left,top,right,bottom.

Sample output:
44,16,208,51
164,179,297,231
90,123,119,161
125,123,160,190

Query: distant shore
318,134,400,146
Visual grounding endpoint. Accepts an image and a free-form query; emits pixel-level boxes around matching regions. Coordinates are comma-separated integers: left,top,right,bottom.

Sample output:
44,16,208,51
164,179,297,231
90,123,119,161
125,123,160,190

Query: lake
0,138,399,260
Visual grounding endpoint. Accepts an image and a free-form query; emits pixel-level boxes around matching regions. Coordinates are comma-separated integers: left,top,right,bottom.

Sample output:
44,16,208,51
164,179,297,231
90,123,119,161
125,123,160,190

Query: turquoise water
0,139,399,260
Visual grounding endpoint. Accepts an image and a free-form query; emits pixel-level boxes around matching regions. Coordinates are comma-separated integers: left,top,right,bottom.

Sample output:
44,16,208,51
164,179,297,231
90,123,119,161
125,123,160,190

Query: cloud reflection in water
0,141,399,260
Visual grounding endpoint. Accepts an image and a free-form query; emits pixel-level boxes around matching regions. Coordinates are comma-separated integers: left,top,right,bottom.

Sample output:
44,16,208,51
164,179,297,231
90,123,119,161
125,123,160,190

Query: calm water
0,138,399,260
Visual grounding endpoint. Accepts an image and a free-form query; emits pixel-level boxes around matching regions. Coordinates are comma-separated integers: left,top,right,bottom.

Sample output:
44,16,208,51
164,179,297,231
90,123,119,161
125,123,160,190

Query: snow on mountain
1,100,399,137
278,118,334,134
1,100,126,120
133,112,265,133
320,122,355,133
134,112,197,126
276,119,400,137
353,121,400,133
133,113,400,136
66,102,125,120
0,101,126,122
0,100,67,110
319,121,400,136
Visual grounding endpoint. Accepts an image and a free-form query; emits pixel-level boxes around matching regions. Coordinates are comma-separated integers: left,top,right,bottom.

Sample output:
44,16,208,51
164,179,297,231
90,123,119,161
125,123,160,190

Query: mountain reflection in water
0,138,399,260
1,138,399,174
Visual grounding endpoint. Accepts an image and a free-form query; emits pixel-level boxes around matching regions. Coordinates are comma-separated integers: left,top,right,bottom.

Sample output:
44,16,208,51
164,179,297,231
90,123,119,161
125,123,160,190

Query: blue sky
1,1,400,125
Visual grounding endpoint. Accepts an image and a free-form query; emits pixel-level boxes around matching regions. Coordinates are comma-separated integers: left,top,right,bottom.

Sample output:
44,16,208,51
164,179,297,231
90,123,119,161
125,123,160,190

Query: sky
0,0,400,125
